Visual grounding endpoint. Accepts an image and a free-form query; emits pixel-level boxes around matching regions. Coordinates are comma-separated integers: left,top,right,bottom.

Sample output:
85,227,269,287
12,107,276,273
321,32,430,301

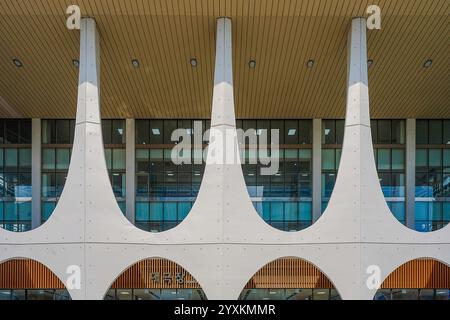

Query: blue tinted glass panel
415,202,429,221
149,202,163,221
42,202,56,221
178,202,192,220
299,202,312,221
389,202,405,223
18,202,31,220
163,203,177,221
135,202,149,221
284,203,298,221
4,202,17,220
270,202,284,221
262,202,271,221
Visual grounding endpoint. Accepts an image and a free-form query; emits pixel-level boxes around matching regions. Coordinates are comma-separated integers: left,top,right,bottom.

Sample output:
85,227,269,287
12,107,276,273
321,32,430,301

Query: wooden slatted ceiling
244,258,334,289
381,259,450,289
111,259,200,289
0,0,448,119
1,258,449,290
0,259,65,289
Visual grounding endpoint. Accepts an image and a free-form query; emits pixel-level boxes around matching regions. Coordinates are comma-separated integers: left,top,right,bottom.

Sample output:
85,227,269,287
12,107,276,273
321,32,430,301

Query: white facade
0,17,448,300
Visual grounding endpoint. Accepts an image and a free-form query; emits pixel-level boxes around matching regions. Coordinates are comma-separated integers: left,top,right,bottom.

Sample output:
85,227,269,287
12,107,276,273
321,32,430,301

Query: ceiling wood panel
0,0,448,119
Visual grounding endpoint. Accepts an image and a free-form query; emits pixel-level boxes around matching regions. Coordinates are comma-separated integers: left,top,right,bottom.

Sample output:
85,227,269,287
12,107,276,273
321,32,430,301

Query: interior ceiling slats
0,0,448,119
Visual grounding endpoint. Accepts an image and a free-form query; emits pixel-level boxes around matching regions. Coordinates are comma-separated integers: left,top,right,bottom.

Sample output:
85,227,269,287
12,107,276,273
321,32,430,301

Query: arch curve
238,256,341,300
102,257,208,300
373,258,450,300
0,258,72,300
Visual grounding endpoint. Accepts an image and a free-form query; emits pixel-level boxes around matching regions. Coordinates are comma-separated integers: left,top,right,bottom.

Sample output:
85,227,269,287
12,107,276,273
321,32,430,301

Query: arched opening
0,258,71,300
238,120,314,232
239,257,340,300
104,258,207,300
135,120,209,232
374,258,449,300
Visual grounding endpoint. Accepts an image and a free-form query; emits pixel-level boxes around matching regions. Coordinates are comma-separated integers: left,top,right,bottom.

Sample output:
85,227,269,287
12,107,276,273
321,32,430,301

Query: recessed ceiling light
72,59,80,68
367,59,374,68
423,59,433,68
131,59,140,68
190,58,198,67
288,129,297,136
248,60,256,69
306,59,315,68
152,128,161,135
12,59,23,68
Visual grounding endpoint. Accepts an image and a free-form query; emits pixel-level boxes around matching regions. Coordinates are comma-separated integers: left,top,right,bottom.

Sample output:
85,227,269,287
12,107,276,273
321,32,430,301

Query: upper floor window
371,120,406,145
0,119,31,144
416,120,450,145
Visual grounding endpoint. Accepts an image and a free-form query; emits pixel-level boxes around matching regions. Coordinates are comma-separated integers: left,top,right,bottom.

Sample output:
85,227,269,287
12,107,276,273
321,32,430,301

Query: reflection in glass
415,146,450,231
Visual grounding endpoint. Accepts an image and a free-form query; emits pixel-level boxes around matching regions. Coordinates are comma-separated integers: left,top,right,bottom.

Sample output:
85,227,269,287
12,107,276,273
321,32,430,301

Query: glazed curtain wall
135,120,209,232
415,120,450,232
0,118,448,233
0,120,32,231
237,120,313,232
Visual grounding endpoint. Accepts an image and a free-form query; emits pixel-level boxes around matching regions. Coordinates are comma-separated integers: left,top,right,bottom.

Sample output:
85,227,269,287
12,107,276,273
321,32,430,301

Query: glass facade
238,120,313,231
0,119,32,232
1,118,448,233
239,288,341,300
104,288,206,300
415,120,450,232
41,120,75,222
0,289,71,300
374,289,449,300
102,120,126,214
321,120,344,212
372,120,406,225
135,120,209,232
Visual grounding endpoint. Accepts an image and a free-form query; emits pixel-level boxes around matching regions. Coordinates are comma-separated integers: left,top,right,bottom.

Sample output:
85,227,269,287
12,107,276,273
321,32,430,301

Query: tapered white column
322,17,377,300
312,119,322,222
406,119,416,229
31,118,41,229
125,119,135,223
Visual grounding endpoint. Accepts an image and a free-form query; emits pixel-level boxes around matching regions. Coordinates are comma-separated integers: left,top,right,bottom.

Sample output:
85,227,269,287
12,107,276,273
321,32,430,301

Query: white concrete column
125,118,135,224
406,119,416,229
322,17,375,299
211,18,235,127
312,119,322,222
31,118,41,229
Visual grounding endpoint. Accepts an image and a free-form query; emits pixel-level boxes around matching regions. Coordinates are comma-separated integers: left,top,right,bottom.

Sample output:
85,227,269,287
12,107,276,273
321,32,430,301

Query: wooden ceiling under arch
1,258,449,290
0,0,448,119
